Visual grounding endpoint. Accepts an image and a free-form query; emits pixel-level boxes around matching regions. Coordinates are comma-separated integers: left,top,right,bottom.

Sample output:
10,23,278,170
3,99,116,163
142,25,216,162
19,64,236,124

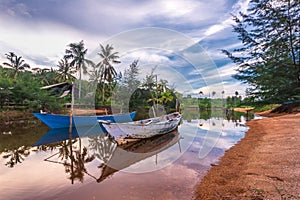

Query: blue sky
0,0,250,97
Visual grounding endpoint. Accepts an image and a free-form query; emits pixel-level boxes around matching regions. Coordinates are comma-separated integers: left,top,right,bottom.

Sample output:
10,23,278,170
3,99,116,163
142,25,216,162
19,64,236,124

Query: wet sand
194,111,300,199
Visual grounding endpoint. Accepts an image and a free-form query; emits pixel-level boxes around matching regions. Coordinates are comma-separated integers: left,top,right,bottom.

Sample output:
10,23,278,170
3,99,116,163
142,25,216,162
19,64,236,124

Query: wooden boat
33,111,137,129
100,112,181,139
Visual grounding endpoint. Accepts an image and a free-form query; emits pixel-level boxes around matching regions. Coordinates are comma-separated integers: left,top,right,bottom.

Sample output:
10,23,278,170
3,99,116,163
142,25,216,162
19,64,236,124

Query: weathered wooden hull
101,112,181,139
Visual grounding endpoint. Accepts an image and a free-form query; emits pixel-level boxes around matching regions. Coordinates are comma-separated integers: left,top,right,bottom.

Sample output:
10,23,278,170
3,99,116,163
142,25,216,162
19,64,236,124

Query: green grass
253,104,278,112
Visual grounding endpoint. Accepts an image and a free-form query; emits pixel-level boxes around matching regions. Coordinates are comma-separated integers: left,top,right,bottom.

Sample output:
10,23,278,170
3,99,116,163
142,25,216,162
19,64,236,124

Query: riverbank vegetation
222,0,299,105
0,43,177,118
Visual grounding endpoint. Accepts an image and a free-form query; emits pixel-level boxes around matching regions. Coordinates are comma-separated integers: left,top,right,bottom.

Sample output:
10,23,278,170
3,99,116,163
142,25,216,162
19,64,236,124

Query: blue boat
33,111,137,129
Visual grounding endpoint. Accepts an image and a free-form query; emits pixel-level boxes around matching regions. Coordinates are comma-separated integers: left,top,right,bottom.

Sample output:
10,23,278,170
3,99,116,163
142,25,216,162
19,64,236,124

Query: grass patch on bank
253,104,279,112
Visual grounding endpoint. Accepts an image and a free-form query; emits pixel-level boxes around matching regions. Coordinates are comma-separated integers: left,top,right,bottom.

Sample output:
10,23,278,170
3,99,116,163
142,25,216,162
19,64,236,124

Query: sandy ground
194,111,300,199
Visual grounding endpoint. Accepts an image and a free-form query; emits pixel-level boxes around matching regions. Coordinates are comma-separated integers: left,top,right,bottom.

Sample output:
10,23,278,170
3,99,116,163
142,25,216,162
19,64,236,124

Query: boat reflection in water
34,125,105,146
96,130,181,183
37,127,182,184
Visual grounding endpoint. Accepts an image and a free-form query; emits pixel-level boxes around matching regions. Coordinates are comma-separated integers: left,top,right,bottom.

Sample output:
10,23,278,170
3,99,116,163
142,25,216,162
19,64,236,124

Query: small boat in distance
33,111,137,129
100,112,181,139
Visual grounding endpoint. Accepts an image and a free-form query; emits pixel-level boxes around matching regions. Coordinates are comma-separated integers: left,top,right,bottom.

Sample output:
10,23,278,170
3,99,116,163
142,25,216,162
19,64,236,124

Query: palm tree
234,91,239,107
221,90,225,107
3,52,15,66
65,40,93,99
157,79,169,95
96,44,120,104
32,68,51,85
212,91,216,98
3,52,30,78
56,58,76,82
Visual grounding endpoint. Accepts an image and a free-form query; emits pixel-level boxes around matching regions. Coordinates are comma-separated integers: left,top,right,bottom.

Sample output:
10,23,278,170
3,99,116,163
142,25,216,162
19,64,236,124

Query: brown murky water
0,110,250,200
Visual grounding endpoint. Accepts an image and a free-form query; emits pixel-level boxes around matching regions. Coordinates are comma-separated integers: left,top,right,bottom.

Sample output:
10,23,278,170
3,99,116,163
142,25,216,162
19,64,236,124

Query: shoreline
194,111,300,199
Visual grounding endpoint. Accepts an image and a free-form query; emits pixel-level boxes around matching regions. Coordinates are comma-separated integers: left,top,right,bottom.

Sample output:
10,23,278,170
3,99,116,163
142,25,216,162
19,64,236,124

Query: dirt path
194,112,300,199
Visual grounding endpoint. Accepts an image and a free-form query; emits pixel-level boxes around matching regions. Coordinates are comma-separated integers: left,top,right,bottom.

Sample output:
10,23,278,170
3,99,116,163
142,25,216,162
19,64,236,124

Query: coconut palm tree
65,40,93,99
212,91,216,98
3,52,30,78
234,91,239,107
56,58,76,82
158,79,168,93
3,52,15,66
96,44,120,104
221,90,225,107
32,68,51,85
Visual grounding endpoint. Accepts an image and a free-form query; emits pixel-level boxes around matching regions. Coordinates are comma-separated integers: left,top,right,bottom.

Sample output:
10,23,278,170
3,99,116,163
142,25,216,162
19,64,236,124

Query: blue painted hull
33,111,136,129
34,125,106,146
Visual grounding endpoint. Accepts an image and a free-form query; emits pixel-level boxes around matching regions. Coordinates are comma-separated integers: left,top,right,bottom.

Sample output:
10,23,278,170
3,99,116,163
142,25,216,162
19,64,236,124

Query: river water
0,110,252,200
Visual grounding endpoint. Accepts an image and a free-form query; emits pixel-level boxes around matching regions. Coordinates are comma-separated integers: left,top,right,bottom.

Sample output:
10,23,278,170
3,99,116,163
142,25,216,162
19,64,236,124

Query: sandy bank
194,112,300,199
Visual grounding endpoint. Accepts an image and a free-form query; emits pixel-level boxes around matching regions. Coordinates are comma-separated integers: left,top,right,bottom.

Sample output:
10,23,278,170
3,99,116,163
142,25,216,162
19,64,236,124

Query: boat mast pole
155,74,158,108
69,82,74,134
69,81,75,184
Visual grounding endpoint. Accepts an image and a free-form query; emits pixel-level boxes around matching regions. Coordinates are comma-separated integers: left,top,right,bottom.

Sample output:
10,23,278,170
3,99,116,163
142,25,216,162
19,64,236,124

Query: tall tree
65,40,93,99
3,52,30,78
142,67,157,105
115,60,141,112
96,44,121,104
223,0,300,103
56,58,76,82
221,90,225,107
211,91,216,98
122,60,140,91
32,68,51,85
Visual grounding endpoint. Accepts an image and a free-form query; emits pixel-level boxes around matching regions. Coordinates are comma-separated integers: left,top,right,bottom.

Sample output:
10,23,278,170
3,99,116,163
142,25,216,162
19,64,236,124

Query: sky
0,0,250,98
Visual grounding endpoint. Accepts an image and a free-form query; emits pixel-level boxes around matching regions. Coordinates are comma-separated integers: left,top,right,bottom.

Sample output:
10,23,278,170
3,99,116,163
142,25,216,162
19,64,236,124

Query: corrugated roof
41,82,69,89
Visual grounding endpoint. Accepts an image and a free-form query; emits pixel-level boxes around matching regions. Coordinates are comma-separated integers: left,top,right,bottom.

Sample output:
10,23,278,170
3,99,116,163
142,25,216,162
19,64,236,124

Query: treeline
180,94,244,110
0,42,177,114
0,67,65,111
223,0,299,104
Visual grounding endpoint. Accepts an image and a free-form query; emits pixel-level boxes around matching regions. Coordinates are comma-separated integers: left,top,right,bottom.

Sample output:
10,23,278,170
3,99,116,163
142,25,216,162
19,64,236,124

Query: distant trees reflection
181,109,254,122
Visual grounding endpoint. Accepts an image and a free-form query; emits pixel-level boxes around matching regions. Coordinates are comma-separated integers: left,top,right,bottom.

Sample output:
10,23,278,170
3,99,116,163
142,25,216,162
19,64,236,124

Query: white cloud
218,63,238,80
122,49,170,64
203,0,250,38
0,15,104,68
155,0,196,18
0,0,251,94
